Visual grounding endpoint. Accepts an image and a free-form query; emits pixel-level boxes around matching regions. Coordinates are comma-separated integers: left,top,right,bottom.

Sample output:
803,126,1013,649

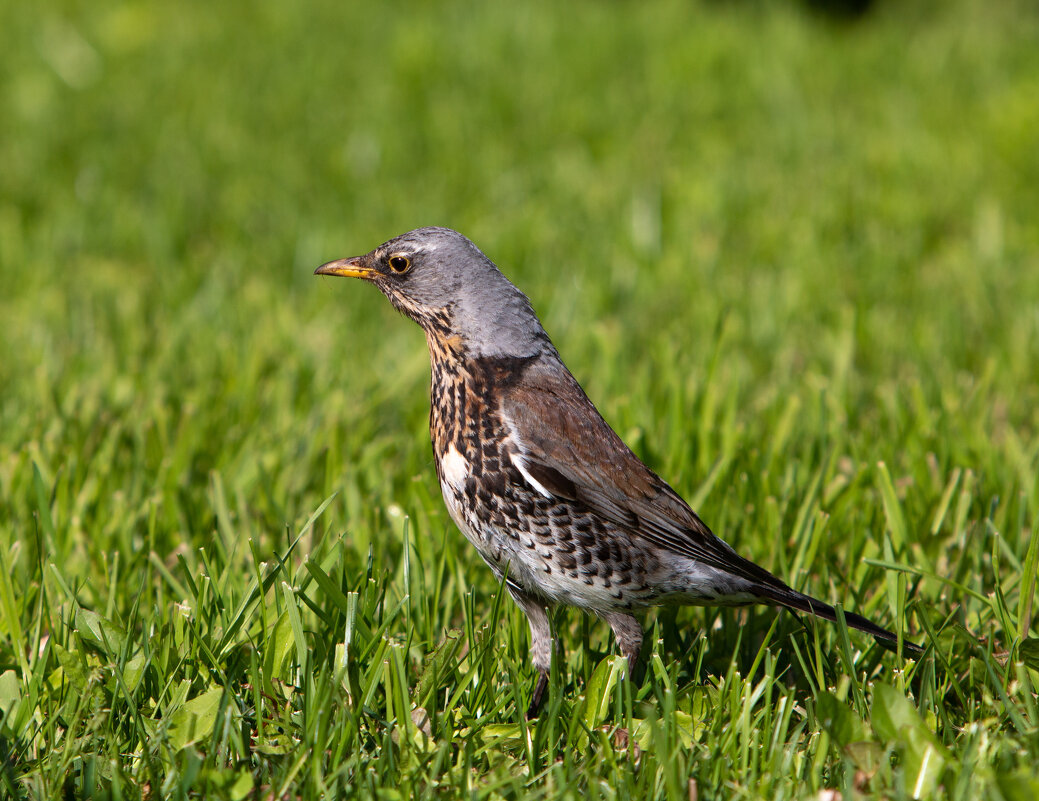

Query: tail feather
755,584,924,656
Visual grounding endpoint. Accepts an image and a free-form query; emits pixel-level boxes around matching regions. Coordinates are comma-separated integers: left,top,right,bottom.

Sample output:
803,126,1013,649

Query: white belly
437,473,629,609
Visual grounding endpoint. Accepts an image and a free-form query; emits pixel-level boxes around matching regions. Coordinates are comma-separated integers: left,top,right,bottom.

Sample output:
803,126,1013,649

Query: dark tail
701,534,924,655
756,584,925,656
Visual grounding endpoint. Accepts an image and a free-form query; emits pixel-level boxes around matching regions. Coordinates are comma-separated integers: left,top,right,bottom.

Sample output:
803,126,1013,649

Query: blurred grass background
2,0,1038,798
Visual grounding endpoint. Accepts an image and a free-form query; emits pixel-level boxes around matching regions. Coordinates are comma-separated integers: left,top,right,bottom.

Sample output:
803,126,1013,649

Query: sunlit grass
2,0,1038,798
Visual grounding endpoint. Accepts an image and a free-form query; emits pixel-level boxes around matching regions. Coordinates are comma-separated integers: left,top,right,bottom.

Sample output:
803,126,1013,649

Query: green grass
2,0,1039,798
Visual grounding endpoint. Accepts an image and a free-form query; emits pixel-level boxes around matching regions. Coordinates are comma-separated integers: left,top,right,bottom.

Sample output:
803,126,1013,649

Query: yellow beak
314,257,376,279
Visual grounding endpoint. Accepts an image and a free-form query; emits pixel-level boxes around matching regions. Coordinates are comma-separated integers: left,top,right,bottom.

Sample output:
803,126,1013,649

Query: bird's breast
426,353,669,612
439,442,470,492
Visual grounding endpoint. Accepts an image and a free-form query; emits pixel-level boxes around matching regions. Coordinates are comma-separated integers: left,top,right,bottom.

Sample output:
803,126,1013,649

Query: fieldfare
316,227,921,718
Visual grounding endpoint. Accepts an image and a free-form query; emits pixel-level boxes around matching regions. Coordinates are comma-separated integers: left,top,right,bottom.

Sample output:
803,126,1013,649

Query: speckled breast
426,349,660,612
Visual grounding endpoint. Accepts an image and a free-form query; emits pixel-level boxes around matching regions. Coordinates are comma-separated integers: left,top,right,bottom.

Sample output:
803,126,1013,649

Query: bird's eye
388,256,411,274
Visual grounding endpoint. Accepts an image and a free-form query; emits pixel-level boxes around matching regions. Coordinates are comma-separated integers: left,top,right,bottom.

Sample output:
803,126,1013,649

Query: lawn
2,0,1038,798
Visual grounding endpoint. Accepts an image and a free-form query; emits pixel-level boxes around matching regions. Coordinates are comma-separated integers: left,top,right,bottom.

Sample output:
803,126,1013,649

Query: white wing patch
500,409,554,499
440,444,470,491
510,452,552,499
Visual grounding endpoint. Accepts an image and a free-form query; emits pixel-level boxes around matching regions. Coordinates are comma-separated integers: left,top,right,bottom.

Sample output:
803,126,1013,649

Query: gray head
316,227,553,359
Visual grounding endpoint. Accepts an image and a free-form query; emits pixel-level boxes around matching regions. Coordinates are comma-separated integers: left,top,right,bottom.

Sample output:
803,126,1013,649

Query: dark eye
388,256,411,274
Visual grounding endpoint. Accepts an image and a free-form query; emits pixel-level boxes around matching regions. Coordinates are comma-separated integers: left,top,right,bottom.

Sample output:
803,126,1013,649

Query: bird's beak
314,257,376,279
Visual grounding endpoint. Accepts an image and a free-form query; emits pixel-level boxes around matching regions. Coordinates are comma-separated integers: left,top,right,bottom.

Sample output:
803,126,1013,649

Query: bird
315,227,922,718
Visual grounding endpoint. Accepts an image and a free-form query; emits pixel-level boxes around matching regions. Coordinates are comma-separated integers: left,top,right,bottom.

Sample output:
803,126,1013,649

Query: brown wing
500,360,785,590
498,358,924,653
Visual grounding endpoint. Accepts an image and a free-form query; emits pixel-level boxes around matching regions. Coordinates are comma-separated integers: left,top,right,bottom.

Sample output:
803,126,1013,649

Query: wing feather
496,356,922,653
501,361,783,589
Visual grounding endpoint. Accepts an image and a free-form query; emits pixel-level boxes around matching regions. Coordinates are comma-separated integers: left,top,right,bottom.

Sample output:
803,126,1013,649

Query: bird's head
316,227,552,359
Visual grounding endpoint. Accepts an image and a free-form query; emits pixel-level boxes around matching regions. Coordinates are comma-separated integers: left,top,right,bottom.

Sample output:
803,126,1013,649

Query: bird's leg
604,611,643,679
508,588,553,719
528,671,549,719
